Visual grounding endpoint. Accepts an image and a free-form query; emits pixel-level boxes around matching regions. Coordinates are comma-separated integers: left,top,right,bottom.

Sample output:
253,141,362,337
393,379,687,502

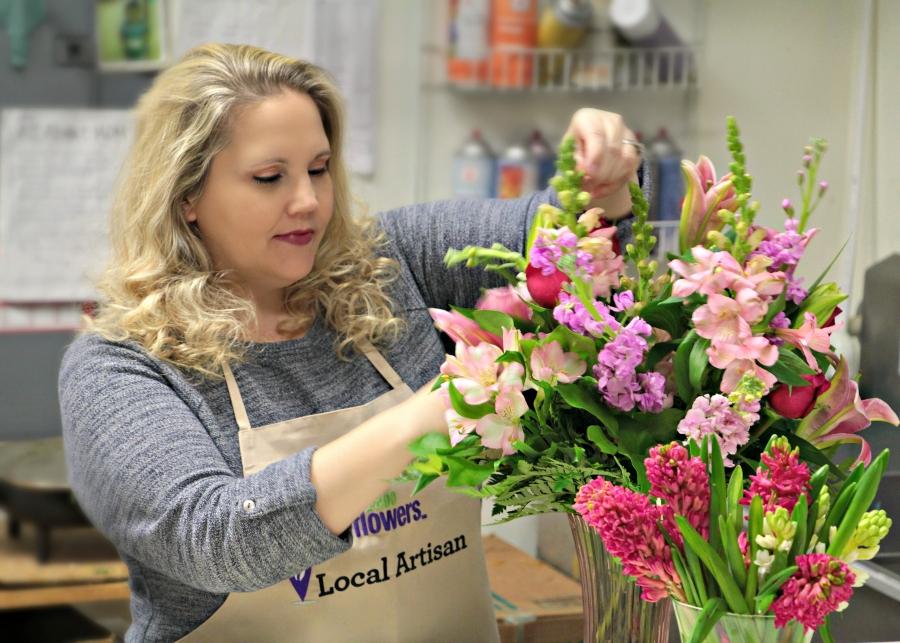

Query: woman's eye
253,174,282,184
309,166,328,177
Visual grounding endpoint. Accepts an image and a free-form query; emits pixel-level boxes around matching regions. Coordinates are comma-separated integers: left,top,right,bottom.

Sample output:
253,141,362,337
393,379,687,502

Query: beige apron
180,343,499,642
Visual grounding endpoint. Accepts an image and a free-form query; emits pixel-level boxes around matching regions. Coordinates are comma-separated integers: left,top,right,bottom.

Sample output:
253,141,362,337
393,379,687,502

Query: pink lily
796,357,899,466
429,308,502,347
530,341,587,385
476,286,533,321
776,312,839,370
678,156,737,252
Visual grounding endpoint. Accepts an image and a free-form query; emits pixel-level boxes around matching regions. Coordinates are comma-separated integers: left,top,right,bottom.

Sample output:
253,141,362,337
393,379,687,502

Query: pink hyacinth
645,443,710,539
742,437,811,513
574,478,685,603
677,395,753,466
771,553,855,632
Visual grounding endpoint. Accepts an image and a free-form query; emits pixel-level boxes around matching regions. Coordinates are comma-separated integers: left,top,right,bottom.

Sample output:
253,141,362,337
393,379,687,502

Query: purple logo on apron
290,568,313,601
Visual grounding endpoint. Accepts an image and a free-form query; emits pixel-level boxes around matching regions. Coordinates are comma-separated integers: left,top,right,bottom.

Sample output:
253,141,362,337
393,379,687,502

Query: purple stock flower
553,292,617,337
611,290,635,312
593,318,670,413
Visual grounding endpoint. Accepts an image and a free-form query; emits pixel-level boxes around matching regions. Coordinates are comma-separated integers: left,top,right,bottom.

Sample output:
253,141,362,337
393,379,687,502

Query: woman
59,43,642,642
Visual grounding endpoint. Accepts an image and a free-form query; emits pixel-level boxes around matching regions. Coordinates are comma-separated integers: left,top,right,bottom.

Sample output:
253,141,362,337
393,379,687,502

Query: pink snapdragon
742,436,811,513
645,443,710,539
476,286,533,320
574,479,685,603
530,341,586,386
429,309,502,347
577,226,625,298
771,553,855,632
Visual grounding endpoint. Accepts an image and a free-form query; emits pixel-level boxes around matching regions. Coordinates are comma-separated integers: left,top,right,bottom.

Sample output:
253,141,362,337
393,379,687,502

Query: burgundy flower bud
824,305,842,328
525,263,570,309
768,373,831,419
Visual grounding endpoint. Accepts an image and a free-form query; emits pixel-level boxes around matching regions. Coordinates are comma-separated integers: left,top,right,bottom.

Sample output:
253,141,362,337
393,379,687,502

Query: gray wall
0,1,154,439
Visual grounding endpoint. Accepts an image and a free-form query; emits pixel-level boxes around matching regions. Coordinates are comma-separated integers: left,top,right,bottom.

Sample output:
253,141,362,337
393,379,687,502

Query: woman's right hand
404,379,449,439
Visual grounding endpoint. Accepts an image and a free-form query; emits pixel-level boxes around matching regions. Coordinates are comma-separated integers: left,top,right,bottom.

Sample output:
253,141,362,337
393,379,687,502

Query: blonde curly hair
90,43,403,377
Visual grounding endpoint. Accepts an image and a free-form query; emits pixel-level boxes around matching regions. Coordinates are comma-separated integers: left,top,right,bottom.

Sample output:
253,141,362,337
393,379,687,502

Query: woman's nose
288,177,318,216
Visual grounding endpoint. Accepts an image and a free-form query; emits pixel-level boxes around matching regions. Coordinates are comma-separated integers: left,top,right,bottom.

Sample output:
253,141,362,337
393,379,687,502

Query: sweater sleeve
377,189,558,310
377,160,649,311
59,337,350,594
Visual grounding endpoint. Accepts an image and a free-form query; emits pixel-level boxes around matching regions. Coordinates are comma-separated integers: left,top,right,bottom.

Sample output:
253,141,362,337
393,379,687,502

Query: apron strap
359,342,405,390
222,361,252,432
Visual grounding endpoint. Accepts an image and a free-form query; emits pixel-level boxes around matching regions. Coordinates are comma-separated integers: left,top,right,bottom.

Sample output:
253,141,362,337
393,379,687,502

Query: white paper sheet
0,109,134,302
312,0,378,176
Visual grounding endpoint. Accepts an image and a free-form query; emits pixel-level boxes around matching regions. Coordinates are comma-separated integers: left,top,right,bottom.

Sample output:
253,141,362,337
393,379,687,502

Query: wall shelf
431,45,698,93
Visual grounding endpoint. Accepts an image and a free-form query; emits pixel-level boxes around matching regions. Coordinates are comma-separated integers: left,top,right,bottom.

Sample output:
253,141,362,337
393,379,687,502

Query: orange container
490,0,538,88
447,0,491,85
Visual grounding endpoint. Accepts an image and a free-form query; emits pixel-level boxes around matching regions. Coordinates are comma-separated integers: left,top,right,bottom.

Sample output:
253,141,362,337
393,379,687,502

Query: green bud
625,243,636,255
576,191,591,209
794,282,847,327
648,260,658,274
735,221,748,236
549,176,564,191
558,190,573,209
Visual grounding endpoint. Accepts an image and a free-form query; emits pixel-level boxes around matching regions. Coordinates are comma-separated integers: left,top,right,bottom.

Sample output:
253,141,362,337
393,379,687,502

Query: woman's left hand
564,108,642,219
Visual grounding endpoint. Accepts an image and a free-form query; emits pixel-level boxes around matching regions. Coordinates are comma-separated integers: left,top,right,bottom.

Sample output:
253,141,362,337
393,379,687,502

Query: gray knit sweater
59,183,643,642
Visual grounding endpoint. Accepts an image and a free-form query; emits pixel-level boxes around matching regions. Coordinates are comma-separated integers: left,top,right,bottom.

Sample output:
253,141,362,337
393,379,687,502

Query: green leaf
472,309,516,336
645,341,678,370
683,535,709,604
676,516,750,614
782,432,843,478
407,431,451,457
806,238,849,295
758,565,798,598
688,598,727,643
497,351,527,368
828,450,890,557
640,298,688,338
617,409,684,464
707,439,727,558
674,330,699,403
789,494,808,561
557,380,619,434
689,337,710,392
444,455,494,488
586,424,618,454
764,356,815,387
727,466,744,534
447,380,495,419
412,473,439,495
718,515,747,591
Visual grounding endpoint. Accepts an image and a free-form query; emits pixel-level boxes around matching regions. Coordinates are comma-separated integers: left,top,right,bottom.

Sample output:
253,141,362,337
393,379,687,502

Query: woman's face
185,89,334,300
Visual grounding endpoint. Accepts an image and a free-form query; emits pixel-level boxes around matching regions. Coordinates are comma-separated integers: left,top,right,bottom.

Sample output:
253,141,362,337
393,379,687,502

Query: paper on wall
0,109,133,302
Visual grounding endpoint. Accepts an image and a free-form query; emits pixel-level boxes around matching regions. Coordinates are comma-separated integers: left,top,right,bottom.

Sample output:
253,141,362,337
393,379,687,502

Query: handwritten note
0,109,134,302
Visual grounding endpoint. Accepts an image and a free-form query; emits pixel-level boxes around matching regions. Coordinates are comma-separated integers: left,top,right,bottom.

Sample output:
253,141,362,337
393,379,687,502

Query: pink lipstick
274,229,314,246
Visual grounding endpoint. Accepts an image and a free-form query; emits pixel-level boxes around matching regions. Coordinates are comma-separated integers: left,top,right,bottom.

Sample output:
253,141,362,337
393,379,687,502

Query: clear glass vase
568,514,672,643
672,600,814,643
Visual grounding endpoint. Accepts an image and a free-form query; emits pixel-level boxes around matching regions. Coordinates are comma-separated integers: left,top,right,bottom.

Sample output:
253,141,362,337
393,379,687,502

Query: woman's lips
274,230,314,246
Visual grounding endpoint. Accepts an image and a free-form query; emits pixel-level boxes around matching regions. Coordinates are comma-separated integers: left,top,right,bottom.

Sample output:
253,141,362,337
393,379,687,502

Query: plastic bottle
527,129,557,189
447,0,491,86
496,141,537,199
608,0,681,47
647,127,682,221
536,0,592,85
452,129,496,199
571,0,614,90
490,0,538,89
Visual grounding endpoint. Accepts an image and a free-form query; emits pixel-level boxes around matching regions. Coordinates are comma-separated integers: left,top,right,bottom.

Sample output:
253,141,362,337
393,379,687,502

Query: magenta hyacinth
771,553,855,632
742,437,811,513
574,478,685,603
645,443,710,539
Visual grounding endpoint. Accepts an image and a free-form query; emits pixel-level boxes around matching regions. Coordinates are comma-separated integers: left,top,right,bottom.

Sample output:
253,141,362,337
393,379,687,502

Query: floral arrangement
575,435,890,640
408,117,897,534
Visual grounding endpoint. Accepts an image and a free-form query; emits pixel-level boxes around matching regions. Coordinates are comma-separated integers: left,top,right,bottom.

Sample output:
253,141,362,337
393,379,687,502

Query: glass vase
568,514,672,643
672,600,814,643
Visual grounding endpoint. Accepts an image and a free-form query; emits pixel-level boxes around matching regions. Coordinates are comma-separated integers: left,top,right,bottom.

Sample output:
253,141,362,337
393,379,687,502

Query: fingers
567,109,640,199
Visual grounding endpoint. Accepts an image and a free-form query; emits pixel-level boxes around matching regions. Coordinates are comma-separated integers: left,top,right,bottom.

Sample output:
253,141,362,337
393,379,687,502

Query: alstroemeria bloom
440,342,504,404
669,247,744,297
678,155,737,252
797,357,899,466
445,408,478,446
530,341,586,385
776,312,838,370
476,386,528,455
694,292,769,346
720,358,778,394
477,286,533,320
429,308,502,347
